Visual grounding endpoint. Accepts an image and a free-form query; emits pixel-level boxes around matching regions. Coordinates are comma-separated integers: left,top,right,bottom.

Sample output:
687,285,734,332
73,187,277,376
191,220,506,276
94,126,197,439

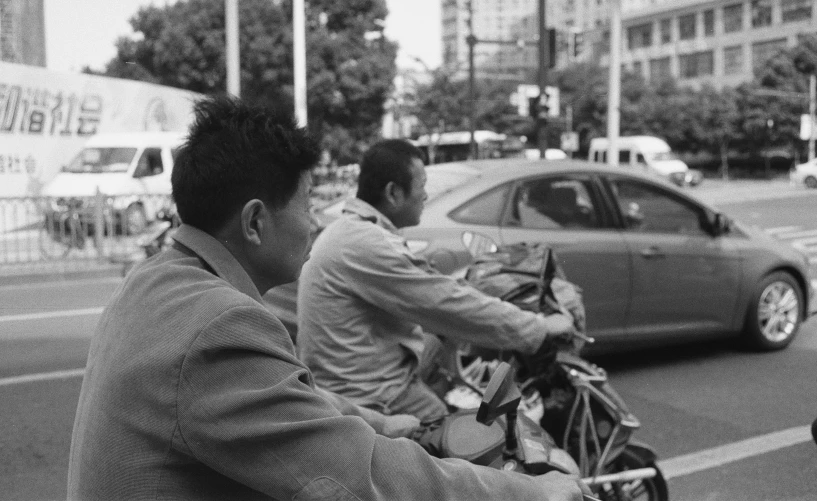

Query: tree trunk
719,142,729,181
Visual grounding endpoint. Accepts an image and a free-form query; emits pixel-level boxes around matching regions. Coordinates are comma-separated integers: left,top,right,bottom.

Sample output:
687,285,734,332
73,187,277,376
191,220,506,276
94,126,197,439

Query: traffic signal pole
467,1,477,160
607,0,622,167
537,0,548,160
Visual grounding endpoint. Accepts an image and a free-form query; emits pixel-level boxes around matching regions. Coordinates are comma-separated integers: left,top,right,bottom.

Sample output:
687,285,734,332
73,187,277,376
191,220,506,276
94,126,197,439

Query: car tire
805,176,817,189
743,271,802,351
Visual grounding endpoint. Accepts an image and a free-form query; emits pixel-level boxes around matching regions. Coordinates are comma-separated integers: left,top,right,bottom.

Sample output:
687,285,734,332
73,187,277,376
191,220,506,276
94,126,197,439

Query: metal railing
0,193,173,273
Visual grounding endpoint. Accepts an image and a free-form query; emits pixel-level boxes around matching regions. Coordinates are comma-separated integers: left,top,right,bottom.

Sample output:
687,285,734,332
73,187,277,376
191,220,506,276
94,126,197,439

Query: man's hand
531,471,588,501
541,312,575,339
380,414,421,438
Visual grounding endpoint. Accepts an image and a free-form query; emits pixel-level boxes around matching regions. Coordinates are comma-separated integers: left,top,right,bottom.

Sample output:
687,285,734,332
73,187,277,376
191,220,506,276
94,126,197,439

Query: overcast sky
44,0,442,73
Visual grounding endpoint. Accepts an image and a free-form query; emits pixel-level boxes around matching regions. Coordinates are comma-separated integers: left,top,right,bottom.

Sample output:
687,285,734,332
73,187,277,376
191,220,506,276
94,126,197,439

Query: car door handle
640,246,666,259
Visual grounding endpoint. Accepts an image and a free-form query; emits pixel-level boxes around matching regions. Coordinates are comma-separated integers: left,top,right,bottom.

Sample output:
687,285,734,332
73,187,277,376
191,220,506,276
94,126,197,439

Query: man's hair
356,139,425,207
171,96,321,233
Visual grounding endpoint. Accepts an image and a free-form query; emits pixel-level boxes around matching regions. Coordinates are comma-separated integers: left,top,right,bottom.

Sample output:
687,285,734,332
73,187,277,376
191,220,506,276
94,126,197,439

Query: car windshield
63,147,137,173
646,151,679,162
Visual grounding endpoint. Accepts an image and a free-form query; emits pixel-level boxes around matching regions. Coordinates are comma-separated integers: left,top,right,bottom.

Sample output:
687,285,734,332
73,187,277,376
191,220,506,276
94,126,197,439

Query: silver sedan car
275,159,816,353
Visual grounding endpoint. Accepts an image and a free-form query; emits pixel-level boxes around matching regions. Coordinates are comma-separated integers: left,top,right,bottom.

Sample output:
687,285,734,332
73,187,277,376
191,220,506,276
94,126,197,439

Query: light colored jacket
297,199,550,409
67,224,555,501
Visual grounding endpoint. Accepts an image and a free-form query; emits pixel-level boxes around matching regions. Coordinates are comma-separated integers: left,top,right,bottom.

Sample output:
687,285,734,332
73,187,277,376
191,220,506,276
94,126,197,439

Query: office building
0,0,46,67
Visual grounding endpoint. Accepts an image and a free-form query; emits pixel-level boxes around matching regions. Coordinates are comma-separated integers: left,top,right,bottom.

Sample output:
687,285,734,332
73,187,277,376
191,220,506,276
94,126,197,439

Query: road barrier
0,193,173,269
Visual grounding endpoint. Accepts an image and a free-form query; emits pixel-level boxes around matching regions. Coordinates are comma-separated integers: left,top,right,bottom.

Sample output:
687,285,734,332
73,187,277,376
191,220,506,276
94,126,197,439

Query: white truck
588,136,702,187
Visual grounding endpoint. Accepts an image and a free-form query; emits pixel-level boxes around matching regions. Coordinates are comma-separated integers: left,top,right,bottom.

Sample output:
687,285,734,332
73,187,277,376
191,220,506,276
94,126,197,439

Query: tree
94,0,397,164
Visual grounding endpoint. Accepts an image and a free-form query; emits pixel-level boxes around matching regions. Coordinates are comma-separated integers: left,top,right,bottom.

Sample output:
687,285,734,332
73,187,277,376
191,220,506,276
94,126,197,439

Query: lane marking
765,226,802,235
0,307,104,323
776,230,817,241
658,425,812,480
0,368,85,387
0,276,121,291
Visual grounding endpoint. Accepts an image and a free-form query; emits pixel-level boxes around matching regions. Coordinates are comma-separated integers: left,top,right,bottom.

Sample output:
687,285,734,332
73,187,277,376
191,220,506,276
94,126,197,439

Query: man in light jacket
297,139,576,421
67,97,584,501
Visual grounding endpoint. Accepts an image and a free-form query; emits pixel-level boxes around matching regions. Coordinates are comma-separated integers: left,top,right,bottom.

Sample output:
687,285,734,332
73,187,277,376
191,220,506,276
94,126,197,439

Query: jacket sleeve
337,230,549,354
176,305,552,501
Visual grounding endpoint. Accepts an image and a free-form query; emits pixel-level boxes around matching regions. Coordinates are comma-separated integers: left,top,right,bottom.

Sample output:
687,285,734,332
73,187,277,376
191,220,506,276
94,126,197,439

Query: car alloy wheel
745,272,802,350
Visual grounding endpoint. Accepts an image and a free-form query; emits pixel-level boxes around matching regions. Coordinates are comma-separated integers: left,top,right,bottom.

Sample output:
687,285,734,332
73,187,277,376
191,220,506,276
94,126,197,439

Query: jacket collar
342,198,400,235
172,224,263,303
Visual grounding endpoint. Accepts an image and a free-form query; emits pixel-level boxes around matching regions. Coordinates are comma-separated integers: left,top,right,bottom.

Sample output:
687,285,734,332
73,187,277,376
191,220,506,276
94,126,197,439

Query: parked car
270,158,816,353
790,158,817,189
41,131,185,235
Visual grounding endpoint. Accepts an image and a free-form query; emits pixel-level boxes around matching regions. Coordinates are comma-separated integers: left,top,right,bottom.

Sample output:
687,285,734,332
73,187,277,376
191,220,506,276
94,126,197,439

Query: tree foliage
94,0,397,164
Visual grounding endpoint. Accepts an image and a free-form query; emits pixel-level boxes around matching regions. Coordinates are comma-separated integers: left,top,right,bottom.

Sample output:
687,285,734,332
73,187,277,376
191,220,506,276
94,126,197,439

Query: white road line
0,368,85,387
775,229,817,240
0,276,122,291
765,226,802,235
0,307,104,323
658,425,812,480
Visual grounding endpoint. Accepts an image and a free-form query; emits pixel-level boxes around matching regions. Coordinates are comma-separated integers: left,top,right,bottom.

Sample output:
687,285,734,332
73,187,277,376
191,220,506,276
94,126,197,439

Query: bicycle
39,199,88,259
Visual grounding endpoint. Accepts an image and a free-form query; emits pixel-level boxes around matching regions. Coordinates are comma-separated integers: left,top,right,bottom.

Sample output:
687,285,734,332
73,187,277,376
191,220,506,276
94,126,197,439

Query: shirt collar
172,224,263,303
342,198,400,235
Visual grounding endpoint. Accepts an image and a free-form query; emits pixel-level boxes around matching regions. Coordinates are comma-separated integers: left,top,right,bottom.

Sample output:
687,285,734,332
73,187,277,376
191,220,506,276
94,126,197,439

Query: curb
0,262,127,286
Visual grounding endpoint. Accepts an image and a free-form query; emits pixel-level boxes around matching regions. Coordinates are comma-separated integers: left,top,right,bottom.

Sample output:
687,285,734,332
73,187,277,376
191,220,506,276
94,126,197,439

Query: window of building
627,23,652,49
752,38,788,71
751,0,773,28
703,9,715,36
723,3,744,33
660,18,672,43
649,57,672,81
723,45,744,74
781,0,812,23
679,51,714,78
632,60,643,77
679,13,697,40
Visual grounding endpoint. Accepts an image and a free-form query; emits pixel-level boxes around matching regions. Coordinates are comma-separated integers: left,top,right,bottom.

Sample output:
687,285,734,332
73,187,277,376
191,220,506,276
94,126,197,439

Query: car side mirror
461,231,498,259
710,212,731,237
476,362,521,426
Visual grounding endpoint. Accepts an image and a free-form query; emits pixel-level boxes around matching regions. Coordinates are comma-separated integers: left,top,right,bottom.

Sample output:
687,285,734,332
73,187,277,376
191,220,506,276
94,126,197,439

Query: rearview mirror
476,362,521,426
461,231,498,258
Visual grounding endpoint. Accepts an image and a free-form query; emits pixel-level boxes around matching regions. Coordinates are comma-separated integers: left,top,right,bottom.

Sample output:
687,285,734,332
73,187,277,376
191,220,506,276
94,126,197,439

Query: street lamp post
607,0,622,167
225,0,240,97
466,0,477,160
293,0,307,127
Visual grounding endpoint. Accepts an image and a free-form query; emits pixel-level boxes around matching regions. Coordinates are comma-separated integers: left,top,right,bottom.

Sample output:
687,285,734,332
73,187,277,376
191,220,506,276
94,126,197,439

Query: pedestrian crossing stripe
765,226,817,264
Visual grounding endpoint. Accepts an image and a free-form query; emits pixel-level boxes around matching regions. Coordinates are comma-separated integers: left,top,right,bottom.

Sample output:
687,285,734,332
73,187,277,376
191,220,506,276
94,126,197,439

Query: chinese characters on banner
0,62,201,198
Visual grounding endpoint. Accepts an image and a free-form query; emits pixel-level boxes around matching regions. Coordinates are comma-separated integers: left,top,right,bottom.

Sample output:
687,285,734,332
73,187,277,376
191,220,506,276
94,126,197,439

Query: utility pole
537,0,548,160
810,74,816,161
293,0,308,127
607,0,622,167
467,0,477,160
225,0,240,97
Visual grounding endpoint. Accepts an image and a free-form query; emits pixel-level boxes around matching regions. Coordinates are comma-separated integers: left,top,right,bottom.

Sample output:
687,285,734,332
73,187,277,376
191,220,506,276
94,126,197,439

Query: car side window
610,178,707,235
505,176,601,230
134,148,164,178
619,149,631,165
449,183,511,226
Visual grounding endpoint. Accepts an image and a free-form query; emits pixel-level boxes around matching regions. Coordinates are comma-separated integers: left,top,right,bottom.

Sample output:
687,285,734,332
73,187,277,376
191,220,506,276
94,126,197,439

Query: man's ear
383,181,404,208
240,199,267,246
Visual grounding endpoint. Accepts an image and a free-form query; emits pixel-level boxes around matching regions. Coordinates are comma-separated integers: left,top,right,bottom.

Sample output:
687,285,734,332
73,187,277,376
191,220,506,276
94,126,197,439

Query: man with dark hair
67,98,584,501
297,139,577,421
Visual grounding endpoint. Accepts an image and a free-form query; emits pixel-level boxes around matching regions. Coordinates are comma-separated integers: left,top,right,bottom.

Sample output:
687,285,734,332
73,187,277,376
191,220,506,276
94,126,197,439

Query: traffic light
528,94,549,120
573,31,584,58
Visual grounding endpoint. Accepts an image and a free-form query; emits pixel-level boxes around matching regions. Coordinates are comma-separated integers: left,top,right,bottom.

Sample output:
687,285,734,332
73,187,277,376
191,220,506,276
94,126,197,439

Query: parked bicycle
39,198,89,259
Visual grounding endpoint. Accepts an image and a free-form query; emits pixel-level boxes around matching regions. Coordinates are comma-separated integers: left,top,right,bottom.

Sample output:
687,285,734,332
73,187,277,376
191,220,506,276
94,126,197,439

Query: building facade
614,0,817,88
441,0,817,88
0,0,46,67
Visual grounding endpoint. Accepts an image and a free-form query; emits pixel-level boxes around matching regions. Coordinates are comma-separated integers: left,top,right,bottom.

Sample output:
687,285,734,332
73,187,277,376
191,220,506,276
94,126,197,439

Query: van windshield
63,147,137,173
646,151,679,162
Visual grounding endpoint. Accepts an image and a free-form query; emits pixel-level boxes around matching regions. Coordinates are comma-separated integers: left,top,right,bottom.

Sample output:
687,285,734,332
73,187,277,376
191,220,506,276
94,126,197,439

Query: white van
588,136,702,186
42,131,186,235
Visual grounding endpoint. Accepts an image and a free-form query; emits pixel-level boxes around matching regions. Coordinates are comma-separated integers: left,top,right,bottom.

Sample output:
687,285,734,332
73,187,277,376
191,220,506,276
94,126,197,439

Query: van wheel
743,271,802,351
124,204,147,235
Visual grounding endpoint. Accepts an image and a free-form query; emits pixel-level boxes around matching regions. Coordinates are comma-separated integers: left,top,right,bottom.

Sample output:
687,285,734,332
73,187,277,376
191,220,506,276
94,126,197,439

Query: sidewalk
690,177,817,205
1,178,815,284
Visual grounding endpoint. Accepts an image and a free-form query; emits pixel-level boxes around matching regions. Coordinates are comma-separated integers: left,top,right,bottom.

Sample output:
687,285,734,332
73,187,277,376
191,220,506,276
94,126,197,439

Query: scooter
136,206,179,258
414,360,601,501
432,232,668,501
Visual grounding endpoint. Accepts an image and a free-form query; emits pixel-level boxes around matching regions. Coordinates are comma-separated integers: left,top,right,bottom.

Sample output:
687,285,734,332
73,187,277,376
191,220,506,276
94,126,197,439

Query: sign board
514,84,560,117
560,131,579,152
0,62,201,199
